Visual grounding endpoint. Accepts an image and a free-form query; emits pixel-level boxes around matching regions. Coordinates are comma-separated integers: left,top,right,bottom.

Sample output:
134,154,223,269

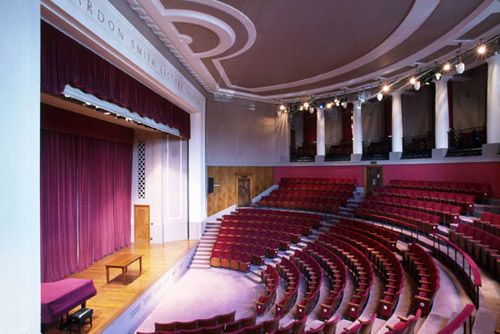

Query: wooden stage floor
46,240,197,334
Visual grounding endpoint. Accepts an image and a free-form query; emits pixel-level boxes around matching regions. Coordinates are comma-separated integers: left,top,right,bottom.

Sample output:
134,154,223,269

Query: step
190,264,211,269
194,254,211,260
245,272,262,283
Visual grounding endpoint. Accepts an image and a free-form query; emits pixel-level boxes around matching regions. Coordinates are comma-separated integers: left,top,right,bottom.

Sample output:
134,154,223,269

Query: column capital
487,52,500,65
391,90,402,98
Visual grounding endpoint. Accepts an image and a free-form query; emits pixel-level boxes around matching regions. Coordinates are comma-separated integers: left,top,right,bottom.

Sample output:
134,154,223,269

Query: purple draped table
41,278,97,324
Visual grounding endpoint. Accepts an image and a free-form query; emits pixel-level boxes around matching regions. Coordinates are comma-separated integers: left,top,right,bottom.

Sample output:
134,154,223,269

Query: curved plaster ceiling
127,0,500,102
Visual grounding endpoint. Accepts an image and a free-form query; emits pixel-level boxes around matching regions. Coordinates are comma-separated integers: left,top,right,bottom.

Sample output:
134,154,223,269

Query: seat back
405,309,422,334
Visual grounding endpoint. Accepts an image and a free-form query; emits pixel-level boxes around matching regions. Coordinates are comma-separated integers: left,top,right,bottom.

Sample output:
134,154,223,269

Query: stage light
443,63,451,71
382,84,390,93
435,72,442,80
319,104,324,109
299,105,304,111
279,104,286,111
334,98,340,107
341,101,348,108
326,102,333,109
309,106,315,114
376,92,383,101
414,80,421,91
455,61,465,74
477,44,486,55
409,76,416,85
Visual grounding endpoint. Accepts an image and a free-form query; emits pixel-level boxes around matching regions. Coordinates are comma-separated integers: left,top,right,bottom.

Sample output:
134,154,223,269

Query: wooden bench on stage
106,253,143,284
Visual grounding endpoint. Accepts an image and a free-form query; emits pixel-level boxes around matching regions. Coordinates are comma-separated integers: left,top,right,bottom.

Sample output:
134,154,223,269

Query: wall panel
207,166,274,215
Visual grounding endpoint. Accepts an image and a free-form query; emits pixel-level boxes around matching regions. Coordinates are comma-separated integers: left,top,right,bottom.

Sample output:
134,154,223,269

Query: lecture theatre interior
2,1,500,333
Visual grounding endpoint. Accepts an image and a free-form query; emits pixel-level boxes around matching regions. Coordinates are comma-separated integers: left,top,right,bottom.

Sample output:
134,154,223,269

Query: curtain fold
41,131,79,282
41,21,191,138
41,130,132,282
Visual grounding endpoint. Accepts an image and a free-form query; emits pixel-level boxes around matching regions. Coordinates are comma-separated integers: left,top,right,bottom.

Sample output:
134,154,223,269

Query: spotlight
382,84,390,93
326,102,333,109
435,72,442,81
334,98,340,107
443,63,451,71
279,104,286,111
319,104,324,109
414,80,421,91
455,61,465,74
477,44,486,55
309,106,315,114
303,102,309,109
376,92,383,101
409,76,416,85
104,111,111,115
341,101,348,108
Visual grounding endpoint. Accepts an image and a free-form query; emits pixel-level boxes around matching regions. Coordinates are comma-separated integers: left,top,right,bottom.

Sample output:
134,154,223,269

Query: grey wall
206,97,278,165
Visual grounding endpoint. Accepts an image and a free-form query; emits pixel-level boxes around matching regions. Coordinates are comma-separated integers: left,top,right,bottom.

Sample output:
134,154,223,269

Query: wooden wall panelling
207,166,274,216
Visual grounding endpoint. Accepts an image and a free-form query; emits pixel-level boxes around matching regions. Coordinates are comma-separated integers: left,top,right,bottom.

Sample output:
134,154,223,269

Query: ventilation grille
137,140,146,199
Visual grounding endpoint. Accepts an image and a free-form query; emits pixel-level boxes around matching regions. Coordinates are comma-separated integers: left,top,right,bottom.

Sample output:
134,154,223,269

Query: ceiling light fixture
435,72,442,81
455,44,465,74
376,92,383,101
279,104,286,111
443,62,451,72
414,80,421,91
341,101,348,108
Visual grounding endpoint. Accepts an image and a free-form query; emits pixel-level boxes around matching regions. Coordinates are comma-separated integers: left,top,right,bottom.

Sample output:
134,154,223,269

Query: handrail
436,304,475,334
435,235,482,286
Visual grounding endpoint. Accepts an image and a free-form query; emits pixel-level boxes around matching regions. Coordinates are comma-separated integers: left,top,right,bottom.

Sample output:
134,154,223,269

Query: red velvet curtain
41,131,79,282
41,130,132,281
41,21,190,138
342,103,353,142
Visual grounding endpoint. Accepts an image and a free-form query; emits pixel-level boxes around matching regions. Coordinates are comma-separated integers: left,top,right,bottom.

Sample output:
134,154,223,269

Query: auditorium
2,1,500,333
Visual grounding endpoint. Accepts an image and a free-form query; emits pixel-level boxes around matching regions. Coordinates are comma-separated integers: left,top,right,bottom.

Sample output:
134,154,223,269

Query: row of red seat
211,242,266,272
259,197,341,214
304,243,347,321
219,224,301,244
355,203,439,234
328,227,404,320
256,266,279,316
235,208,323,221
140,310,236,334
388,179,490,203
449,223,500,277
368,194,461,225
336,219,399,251
279,184,355,193
294,251,322,318
403,244,440,316
473,211,500,237
316,235,373,320
275,257,300,318
375,187,474,214
269,189,354,200
224,212,320,231
341,313,377,333
280,177,356,186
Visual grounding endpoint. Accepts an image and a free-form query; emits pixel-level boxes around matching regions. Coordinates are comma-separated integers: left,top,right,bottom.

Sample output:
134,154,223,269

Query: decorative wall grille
137,140,146,199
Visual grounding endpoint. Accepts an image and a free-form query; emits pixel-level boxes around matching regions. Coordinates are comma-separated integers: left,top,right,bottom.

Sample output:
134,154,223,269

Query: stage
45,240,197,334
